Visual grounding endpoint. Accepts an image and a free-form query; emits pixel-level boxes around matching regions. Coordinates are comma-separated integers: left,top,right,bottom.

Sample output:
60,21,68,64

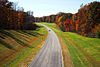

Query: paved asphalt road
29,24,63,67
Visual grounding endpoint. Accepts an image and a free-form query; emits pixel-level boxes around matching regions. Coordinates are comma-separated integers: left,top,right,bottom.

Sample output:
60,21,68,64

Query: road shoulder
58,36,73,67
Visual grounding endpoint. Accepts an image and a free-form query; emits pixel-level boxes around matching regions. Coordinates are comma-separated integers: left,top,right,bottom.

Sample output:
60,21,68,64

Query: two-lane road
29,24,63,67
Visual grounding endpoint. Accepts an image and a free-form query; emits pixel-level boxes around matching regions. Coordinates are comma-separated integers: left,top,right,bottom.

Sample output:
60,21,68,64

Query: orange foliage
75,19,79,32
72,14,75,22
84,34,88,37
64,19,71,32
18,11,24,29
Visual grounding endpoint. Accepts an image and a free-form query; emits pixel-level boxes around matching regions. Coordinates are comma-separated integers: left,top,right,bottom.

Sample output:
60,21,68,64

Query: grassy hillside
42,22,100,67
0,24,48,67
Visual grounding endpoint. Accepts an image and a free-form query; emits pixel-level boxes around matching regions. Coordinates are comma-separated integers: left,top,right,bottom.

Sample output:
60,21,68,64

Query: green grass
0,24,48,67
42,22,100,67
42,22,61,33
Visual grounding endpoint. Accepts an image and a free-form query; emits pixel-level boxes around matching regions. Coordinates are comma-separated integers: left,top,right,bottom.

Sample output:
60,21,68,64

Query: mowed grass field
0,24,48,67
42,22,100,67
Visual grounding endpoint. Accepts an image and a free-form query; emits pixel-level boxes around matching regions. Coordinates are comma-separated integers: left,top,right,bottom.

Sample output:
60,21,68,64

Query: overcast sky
8,0,99,17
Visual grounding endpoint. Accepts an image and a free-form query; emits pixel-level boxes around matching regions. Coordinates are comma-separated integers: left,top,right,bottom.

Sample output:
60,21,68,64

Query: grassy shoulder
42,22,100,67
0,24,48,67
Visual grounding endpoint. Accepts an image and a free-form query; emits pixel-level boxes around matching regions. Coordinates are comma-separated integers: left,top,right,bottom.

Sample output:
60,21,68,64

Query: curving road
29,24,63,67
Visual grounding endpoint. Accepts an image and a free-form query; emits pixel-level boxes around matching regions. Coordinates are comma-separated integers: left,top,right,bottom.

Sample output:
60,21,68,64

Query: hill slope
42,22,100,67
0,25,48,67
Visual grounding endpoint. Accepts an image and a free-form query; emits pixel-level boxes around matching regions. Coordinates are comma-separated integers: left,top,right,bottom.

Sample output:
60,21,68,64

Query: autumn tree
0,0,11,29
78,5,88,36
87,2,100,32
78,1,100,37
64,19,71,32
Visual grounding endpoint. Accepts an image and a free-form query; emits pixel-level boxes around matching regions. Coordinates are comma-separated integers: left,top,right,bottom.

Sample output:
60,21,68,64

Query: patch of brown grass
58,36,73,67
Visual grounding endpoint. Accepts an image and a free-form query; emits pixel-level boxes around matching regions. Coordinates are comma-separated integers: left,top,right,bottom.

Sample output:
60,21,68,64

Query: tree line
0,0,38,30
35,1,100,38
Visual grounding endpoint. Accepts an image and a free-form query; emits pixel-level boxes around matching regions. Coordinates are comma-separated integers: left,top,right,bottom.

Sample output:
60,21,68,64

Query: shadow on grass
21,30,43,37
0,30,30,48
16,26,43,37
0,25,44,49
0,35,5,39
0,39,14,49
